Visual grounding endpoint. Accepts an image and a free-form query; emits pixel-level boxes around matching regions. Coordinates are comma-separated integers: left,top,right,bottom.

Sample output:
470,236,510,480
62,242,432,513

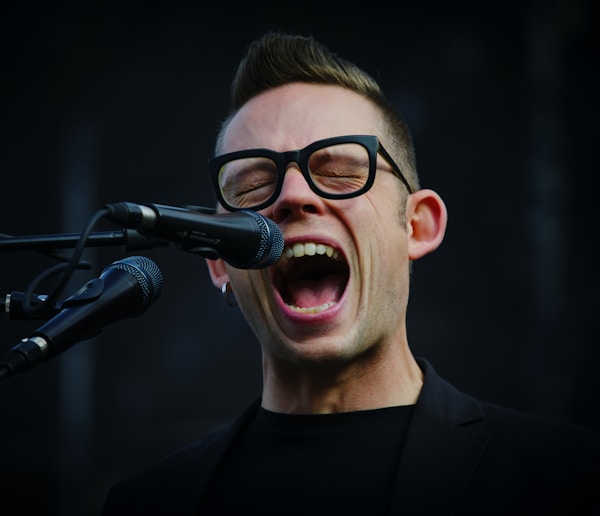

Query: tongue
285,273,345,308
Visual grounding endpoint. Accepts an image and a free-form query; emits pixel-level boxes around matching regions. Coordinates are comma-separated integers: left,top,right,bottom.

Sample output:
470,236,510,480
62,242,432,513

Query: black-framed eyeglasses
208,134,413,212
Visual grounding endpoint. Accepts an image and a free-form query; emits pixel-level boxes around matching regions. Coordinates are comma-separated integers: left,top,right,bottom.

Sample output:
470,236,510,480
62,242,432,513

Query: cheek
228,270,269,314
369,224,411,317
359,188,407,242
360,199,410,283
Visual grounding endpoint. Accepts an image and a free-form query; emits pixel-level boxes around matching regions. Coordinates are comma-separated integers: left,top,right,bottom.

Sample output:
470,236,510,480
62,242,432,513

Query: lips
273,242,349,314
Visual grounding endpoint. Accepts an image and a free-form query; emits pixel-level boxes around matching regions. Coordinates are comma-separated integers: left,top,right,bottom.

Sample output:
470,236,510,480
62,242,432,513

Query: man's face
212,83,412,369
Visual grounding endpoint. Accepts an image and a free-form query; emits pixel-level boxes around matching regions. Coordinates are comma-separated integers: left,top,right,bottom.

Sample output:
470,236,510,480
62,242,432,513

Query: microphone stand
0,229,169,252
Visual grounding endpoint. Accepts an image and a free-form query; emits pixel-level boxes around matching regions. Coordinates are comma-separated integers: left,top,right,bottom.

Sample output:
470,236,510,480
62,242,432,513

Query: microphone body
1,256,163,377
103,202,284,269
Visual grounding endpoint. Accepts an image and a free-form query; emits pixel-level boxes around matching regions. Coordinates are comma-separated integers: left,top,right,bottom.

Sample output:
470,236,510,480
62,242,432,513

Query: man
103,32,600,515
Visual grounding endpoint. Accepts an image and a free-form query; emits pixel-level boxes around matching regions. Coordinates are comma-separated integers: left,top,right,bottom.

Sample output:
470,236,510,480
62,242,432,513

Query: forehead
220,83,383,153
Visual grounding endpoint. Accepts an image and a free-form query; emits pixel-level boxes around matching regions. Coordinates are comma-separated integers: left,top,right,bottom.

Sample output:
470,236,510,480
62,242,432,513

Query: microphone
103,202,284,269
0,255,163,378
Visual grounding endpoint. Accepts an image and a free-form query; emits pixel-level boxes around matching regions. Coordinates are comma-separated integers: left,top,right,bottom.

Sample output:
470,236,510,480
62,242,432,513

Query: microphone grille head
107,256,164,306
242,211,284,269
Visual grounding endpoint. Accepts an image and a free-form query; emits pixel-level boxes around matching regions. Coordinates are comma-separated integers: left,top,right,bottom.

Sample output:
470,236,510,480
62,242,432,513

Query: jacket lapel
388,360,489,515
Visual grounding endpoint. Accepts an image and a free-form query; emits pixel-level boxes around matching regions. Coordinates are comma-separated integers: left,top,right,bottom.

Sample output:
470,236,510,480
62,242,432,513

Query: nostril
273,202,320,223
273,206,293,221
302,204,320,214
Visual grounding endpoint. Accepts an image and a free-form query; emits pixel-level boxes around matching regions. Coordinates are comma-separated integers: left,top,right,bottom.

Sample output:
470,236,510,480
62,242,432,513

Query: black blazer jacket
102,359,600,515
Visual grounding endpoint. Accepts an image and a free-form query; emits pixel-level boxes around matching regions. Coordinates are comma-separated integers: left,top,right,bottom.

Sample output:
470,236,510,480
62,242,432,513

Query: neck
261,346,423,414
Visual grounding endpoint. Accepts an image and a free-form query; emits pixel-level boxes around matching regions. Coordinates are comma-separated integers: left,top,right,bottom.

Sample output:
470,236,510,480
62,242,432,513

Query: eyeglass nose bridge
274,148,325,200
277,148,312,182
280,149,304,172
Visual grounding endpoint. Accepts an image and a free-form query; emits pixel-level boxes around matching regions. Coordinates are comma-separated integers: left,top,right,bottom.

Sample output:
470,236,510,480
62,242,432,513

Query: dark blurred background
1,1,597,514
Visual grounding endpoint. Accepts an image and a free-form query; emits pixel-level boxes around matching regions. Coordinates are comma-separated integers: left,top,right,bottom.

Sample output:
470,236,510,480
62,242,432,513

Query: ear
205,258,230,289
406,188,447,260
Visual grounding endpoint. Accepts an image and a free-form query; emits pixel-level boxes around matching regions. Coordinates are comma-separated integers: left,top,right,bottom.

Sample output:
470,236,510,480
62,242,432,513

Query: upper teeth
283,242,340,260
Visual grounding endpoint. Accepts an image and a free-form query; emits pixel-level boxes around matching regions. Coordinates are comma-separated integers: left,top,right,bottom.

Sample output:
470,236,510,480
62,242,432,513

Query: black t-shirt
200,404,415,515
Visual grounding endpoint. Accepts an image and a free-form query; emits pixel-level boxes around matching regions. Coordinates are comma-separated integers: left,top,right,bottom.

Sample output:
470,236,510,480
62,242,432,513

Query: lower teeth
289,301,335,314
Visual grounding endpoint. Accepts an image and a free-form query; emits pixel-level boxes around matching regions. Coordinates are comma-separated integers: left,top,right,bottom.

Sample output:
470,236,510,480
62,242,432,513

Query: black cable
20,208,110,317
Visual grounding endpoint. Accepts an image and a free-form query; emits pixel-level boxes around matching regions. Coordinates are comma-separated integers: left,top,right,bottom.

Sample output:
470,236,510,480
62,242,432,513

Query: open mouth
273,242,350,314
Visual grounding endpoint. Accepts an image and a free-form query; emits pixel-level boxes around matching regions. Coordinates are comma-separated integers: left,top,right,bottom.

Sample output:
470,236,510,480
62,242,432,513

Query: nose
270,164,326,222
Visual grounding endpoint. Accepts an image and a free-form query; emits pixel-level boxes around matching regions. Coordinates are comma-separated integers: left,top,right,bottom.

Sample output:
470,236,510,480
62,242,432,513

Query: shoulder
101,425,229,515
417,357,600,466
102,401,260,515
417,360,600,512
475,399,600,453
